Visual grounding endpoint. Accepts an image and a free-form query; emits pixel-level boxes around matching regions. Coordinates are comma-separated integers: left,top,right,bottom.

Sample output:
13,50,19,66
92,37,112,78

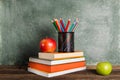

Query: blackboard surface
0,0,120,65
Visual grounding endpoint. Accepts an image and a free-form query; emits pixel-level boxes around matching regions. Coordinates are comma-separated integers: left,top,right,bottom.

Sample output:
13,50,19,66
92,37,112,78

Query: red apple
39,38,57,53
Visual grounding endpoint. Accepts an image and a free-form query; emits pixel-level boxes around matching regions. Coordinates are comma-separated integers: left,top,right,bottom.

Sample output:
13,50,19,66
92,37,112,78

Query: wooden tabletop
0,66,119,80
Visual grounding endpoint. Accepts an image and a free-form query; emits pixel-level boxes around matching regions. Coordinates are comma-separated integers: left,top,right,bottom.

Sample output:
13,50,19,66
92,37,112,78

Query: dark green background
0,0,120,65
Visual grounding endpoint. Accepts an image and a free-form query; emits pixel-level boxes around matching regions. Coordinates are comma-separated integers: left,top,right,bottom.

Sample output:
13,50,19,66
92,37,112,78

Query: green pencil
51,20,58,31
69,18,79,32
69,23,74,32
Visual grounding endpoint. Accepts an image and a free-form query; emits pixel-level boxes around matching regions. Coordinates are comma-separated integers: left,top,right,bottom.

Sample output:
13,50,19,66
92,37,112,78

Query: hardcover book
28,67,86,78
29,57,85,65
38,51,84,60
28,61,86,73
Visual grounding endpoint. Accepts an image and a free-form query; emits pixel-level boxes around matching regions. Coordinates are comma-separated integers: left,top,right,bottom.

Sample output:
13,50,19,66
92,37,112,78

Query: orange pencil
65,19,71,32
54,19,62,32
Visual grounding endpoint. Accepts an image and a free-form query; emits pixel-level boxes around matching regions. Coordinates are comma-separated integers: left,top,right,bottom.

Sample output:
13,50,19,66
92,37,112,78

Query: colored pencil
60,18,65,31
69,18,78,32
54,19,62,32
68,20,76,32
51,20,58,31
62,19,66,28
60,23,64,32
65,19,71,32
72,23,78,32
72,18,79,32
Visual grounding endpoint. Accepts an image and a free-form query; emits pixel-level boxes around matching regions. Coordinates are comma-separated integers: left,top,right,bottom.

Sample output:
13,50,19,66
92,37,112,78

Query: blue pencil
72,18,79,32
60,21,64,32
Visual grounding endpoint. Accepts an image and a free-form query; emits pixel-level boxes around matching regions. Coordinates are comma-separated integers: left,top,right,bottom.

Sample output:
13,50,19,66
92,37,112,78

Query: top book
38,51,84,60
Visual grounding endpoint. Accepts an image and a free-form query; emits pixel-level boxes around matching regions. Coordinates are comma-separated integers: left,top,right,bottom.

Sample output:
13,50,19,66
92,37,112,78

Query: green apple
96,62,112,76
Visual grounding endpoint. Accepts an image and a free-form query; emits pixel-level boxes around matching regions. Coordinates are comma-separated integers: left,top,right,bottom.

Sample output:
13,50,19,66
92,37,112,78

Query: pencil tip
68,19,71,21
76,18,79,22
53,18,57,21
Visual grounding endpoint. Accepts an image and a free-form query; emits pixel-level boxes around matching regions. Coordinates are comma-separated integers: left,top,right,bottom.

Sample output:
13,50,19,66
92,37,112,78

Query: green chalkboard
0,0,120,65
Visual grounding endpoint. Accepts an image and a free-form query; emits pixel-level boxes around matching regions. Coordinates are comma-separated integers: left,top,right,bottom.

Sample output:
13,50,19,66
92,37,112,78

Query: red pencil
65,19,71,32
54,19,62,32
60,18,65,31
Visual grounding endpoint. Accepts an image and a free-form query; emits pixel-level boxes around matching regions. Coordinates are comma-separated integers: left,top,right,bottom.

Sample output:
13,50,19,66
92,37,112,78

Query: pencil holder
58,32,74,52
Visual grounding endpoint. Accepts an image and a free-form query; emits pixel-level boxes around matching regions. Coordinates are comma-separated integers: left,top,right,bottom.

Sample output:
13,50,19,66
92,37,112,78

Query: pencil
54,19,62,32
72,23,78,32
69,18,77,32
72,18,79,32
60,18,65,31
60,24,64,32
69,23,75,32
65,19,71,32
51,20,58,31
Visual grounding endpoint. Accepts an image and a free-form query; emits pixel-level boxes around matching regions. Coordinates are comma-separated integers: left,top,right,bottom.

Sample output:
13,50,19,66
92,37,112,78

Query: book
29,57,85,65
28,66,86,78
28,61,86,73
38,51,84,60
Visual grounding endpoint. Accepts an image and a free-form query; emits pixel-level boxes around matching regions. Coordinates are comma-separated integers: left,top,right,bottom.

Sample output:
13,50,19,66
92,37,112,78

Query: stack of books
28,51,86,78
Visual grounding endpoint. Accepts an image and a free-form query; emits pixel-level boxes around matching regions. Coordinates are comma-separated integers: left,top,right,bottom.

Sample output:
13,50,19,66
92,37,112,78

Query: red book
28,61,86,73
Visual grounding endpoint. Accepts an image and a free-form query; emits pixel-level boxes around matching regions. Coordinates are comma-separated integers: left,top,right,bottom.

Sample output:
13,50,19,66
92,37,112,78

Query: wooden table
0,66,119,80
